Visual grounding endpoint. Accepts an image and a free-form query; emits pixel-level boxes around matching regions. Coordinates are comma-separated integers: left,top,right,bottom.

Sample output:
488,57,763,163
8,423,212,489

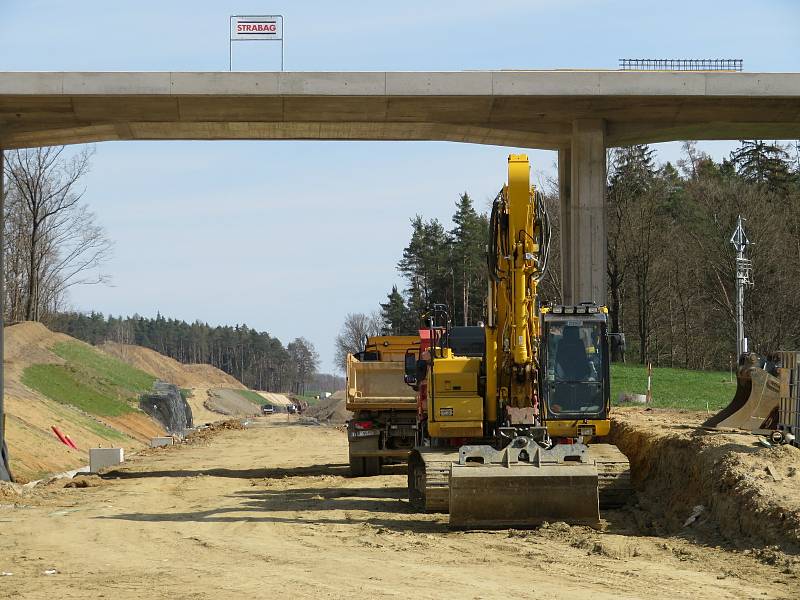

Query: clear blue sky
1,1,799,373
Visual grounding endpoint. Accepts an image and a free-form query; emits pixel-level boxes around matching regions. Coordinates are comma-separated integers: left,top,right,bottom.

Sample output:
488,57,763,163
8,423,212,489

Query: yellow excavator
406,154,631,528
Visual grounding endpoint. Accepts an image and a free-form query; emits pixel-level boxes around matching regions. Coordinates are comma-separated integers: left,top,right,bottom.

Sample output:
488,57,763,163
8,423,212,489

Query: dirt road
1,420,796,599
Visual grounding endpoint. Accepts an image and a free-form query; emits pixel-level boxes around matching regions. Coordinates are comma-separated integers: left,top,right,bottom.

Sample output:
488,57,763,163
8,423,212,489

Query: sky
1,1,799,372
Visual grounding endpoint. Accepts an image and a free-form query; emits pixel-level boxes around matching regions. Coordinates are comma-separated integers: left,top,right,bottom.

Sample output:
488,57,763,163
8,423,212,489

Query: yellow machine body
427,348,483,438
409,154,629,528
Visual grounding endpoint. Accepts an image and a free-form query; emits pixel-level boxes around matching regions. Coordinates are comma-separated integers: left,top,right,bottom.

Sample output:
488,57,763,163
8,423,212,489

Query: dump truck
405,155,631,528
346,335,420,476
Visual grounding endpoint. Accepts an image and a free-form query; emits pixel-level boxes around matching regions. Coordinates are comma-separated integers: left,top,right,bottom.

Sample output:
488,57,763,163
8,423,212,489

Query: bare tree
334,311,382,372
3,146,112,322
287,337,320,395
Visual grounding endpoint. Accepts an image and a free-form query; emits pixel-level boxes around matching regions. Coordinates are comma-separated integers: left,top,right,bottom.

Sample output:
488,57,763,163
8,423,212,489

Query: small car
260,404,275,415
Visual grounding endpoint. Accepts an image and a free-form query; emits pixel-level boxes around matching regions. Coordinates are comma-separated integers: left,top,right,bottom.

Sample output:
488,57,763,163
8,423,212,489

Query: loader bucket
449,462,600,529
703,355,780,431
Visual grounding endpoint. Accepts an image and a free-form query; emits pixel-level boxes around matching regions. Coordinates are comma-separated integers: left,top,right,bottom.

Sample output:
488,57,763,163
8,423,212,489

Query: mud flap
449,462,600,529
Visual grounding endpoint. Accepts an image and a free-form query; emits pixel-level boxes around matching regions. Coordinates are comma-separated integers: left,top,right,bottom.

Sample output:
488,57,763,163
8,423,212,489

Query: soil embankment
204,389,260,416
101,342,247,424
306,390,351,424
610,408,800,553
3,322,165,481
4,323,266,481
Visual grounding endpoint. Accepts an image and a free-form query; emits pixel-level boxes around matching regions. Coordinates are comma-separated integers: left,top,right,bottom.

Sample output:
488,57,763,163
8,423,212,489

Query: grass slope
611,362,736,411
21,341,156,417
229,388,268,406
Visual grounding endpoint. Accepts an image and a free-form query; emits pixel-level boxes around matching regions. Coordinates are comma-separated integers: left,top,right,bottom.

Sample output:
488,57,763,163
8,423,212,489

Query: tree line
48,311,320,394
336,140,800,371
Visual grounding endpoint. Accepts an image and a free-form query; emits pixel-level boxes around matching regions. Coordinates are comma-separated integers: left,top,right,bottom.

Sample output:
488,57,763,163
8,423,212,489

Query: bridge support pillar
560,119,607,306
0,147,9,482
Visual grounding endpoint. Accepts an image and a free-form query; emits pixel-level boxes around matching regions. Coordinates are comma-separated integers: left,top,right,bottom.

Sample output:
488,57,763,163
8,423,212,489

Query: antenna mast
730,215,752,357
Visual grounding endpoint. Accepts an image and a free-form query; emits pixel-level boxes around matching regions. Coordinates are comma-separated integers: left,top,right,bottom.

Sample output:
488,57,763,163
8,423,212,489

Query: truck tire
363,456,381,476
349,455,366,477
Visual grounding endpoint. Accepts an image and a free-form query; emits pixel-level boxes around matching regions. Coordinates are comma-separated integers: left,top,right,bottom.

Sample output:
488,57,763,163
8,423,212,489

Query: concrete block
386,72,492,95
89,448,124,473
170,72,279,95
61,72,171,95
278,72,386,95
492,71,600,96
705,73,800,96
150,437,174,448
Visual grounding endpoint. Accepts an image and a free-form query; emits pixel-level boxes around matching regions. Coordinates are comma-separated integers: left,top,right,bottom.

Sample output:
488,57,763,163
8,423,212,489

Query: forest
373,141,800,370
47,311,319,394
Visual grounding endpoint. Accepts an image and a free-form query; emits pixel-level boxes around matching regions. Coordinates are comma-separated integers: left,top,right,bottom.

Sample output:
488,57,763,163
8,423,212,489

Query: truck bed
346,356,417,411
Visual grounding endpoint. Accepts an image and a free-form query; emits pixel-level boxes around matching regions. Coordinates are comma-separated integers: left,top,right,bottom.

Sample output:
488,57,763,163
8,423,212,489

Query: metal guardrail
619,59,743,72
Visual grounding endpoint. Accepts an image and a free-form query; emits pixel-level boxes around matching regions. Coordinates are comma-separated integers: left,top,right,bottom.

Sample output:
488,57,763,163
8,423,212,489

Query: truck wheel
349,455,366,477
363,456,381,476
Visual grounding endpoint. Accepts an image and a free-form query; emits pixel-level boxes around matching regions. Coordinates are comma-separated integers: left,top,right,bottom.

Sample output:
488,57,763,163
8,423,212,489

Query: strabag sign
230,15,283,40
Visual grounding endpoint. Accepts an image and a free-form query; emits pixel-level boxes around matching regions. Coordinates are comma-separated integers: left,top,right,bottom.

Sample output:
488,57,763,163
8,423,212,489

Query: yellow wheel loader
406,155,631,528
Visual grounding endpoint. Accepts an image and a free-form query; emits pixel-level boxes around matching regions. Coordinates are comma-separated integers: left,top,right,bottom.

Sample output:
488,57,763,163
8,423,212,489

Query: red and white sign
230,15,283,40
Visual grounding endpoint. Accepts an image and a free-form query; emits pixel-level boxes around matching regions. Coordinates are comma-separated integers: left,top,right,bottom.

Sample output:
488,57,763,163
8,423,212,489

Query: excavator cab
540,306,611,437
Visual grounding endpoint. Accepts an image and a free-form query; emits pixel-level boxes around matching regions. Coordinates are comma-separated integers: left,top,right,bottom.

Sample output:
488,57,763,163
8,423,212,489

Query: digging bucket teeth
448,462,600,529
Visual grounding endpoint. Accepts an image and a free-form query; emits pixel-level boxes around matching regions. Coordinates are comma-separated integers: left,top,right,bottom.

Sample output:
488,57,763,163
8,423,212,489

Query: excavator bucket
449,462,600,529
703,354,780,432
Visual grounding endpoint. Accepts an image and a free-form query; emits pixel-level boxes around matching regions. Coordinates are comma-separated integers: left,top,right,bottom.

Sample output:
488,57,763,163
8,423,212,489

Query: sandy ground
1,418,797,600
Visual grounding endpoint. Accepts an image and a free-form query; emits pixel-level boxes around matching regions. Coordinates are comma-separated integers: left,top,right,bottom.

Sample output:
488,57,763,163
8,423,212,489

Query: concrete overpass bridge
1,69,800,479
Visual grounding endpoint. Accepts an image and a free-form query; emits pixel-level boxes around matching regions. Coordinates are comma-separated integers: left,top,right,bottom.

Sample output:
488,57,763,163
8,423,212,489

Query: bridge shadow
96,484,444,533
100,462,352,480
101,462,407,480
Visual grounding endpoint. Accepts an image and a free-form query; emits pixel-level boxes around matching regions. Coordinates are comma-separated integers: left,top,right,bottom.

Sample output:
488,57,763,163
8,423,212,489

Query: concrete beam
570,119,607,306
1,71,800,149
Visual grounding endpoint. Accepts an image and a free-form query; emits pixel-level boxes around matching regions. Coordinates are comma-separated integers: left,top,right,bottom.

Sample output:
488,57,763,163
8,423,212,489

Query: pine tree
449,193,488,325
380,285,414,334
397,216,451,320
730,140,791,190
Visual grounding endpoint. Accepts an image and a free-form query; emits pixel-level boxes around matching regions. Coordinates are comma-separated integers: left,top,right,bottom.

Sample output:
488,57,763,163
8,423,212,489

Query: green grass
22,340,158,418
229,388,267,406
52,342,156,394
611,363,736,411
22,364,136,416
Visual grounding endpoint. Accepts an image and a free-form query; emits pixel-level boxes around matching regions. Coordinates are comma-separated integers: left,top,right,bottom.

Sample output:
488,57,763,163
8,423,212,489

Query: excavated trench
607,408,800,554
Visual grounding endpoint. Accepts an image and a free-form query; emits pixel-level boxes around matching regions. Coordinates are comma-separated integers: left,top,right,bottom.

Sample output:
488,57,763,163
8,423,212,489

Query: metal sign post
229,15,284,71
730,215,753,358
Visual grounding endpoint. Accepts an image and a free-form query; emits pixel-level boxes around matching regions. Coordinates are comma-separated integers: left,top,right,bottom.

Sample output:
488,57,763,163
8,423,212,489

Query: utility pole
730,215,752,358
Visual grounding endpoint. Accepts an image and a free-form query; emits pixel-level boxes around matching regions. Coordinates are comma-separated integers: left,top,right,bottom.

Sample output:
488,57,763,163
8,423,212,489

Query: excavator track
408,449,459,512
409,444,632,515
589,443,633,508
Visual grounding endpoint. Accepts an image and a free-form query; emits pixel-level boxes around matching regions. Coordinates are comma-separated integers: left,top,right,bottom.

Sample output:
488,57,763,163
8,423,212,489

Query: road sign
230,15,283,40
229,15,284,71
